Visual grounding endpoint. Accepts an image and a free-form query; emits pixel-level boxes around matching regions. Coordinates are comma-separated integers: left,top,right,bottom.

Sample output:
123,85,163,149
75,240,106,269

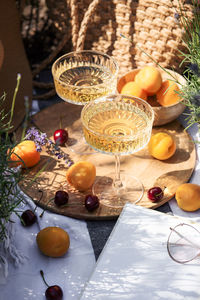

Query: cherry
40,270,63,300
85,194,99,212
21,209,37,226
45,285,63,300
53,129,68,146
147,187,164,202
54,191,69,206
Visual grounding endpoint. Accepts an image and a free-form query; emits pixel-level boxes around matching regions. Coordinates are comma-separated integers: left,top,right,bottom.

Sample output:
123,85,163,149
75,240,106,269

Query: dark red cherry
85,194,99,212
54,191,69,206
40,270,63,300
53,129,68,146
21,209,37,226
147,187,164,202
45,285,63,300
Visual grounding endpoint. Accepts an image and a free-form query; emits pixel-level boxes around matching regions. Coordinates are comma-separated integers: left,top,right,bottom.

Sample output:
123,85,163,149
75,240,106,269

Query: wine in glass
52,51,119,154
81,94,154,208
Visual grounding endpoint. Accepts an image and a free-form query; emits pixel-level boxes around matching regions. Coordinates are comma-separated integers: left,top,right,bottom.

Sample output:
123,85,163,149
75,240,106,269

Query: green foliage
0,75,24,241
176,0,200,129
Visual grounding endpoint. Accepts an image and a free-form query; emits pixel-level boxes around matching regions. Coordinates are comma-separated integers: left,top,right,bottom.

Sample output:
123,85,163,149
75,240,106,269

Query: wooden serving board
19,102,196,220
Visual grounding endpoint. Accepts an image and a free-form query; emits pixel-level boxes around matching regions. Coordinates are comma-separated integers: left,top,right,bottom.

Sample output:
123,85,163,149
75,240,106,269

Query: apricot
8,140,40,168
66,161,96,192
36,226,70,257
175,183,200,212
156,80,181,107
148,132,176,160
135,66,162,95
120,81,147,101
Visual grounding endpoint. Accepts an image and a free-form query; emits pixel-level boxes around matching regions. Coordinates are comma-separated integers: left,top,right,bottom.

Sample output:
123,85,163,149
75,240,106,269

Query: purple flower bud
36,144,42,152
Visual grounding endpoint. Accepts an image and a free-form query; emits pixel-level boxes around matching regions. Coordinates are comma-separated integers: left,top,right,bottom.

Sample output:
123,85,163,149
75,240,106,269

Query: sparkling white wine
54,65,117,105
82,103,152,154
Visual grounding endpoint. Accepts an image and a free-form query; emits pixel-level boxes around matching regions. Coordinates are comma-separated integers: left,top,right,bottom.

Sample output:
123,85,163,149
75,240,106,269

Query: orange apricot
135,66,162,95
66,161,96,192
175,183,200,212
36,227,70,257
124,70,139,83
8,140,40,168
156,80,181,107
148,132,176,160
120,81,147,100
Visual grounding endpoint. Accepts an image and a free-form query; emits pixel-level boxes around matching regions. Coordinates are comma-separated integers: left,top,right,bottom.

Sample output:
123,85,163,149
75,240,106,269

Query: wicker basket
69,0,192,77
31,0,192,99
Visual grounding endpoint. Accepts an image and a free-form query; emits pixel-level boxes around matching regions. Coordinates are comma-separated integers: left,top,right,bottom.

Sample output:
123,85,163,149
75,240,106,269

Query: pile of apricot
118,65,181,107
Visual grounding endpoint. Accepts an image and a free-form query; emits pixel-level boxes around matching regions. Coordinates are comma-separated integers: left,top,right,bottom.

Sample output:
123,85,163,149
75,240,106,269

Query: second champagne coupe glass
52,50,118,154
81,94,154,208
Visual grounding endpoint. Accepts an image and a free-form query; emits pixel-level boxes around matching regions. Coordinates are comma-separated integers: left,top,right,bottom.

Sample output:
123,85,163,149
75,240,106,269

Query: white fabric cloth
0,189,95,300
80,204,200,300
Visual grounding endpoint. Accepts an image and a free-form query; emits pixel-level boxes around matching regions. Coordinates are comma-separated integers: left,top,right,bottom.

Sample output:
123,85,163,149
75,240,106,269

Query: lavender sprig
25,127,73,167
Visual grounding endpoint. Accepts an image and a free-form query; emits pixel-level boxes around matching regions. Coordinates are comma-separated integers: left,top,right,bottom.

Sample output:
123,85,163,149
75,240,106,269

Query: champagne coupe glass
52,50,119,154
81,94,154,208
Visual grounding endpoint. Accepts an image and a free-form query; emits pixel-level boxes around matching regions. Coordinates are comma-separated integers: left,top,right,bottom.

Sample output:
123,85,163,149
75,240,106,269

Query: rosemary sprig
174,0,200,130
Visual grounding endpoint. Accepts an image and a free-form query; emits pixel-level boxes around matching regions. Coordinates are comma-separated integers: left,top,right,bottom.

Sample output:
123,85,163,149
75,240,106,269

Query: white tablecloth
1,109,200,300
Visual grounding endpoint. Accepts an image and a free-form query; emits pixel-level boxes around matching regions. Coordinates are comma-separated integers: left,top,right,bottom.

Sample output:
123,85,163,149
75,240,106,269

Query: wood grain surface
19,102,196,220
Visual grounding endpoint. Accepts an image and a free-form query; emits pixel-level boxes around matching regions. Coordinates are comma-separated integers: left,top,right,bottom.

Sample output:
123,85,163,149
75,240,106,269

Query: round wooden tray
19,102,196,220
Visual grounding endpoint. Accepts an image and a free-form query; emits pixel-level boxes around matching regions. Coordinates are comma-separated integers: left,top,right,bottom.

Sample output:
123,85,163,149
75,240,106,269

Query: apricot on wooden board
175,183,200,212
66,161,96,192
148,132,176,160
8,140,40,168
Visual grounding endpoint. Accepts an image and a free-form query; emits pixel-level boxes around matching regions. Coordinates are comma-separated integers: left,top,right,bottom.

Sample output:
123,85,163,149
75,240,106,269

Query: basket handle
70,0,80,50
75,0,101,51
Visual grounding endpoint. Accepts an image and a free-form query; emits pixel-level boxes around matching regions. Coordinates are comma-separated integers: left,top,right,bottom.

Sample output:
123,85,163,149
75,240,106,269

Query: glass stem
114,154,123,189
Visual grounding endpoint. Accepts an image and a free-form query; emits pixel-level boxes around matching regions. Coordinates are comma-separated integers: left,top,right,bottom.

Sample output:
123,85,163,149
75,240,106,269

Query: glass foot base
67,134,96,155
92,172,144,209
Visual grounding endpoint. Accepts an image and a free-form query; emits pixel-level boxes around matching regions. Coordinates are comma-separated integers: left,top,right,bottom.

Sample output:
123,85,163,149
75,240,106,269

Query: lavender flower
25,127,74,166
36,144,42,152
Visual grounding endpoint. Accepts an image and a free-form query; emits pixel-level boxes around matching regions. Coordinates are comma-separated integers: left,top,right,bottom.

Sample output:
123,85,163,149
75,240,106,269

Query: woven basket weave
69,0,192,77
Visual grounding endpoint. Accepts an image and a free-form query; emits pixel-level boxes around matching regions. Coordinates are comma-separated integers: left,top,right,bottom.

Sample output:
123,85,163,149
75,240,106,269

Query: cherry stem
33,190,43,213
40,270,49,288
156,191,163,197
59,115,63,129
40,197,54,218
